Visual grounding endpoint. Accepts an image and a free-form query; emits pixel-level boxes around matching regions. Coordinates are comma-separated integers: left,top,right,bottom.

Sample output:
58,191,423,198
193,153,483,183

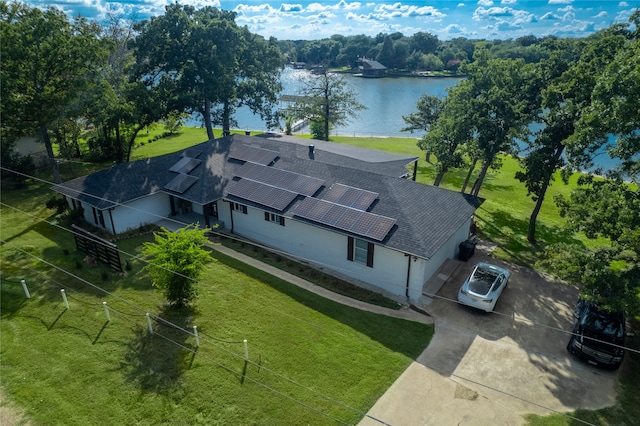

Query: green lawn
0,179,432,424
2,128,637,425
330,135,609,266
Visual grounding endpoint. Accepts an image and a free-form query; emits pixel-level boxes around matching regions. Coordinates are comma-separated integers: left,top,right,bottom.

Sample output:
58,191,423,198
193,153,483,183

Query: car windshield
581,310,625,338
468,266,499,296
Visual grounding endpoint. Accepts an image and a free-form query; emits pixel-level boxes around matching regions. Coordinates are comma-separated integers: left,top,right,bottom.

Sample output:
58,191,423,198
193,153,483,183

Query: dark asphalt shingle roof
53,134,479,259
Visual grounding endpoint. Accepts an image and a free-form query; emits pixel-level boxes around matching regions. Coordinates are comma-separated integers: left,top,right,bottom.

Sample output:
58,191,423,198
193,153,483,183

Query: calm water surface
189,67,623,171
201,66,462,138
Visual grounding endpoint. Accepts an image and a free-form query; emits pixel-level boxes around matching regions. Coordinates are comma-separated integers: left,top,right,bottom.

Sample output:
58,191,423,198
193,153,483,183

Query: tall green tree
401,94,443,134
514,37,592,243
296,71,365,141
131,4,282,140
410,31,439,55
0,1,108,182
142,226,211,307
377,36,395,68
417,84,474,186
462,48,532,196
542,12,640,314
546,175,640,314
214,28,283,135
84,14,164,163
571,10,640,181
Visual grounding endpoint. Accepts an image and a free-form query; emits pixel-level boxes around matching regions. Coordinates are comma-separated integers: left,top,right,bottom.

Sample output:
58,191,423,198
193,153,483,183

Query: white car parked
457,262,510,312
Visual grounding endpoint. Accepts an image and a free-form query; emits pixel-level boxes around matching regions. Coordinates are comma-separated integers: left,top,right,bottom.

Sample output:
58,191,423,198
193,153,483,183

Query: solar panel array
226,179,298,211
165,173,199,194
293,198,396,241
322,183,378,211
169,157,202,174
230,144,279,165
234,162,324,196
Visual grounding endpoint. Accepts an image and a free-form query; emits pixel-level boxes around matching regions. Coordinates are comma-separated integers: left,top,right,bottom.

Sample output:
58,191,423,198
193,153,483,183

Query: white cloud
306,1,361,12
548,0,573,4
619,2,629,6
496,20,521,30
234,4,275,14
593,11,607,18
178,0,223,8
615,9,635,22
308,11,336,20
457,3,465,7
540,11,561,20
445,23,464,33
473,6,514,20
478,0,493,6
373,3,446,20
501,0,518,4
280,3,303,13
514,10,536,24
335,0,362,10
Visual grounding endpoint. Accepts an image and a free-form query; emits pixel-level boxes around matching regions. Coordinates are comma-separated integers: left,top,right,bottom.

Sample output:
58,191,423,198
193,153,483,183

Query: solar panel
165,173,199,194
169,157,202,174
230,144,279,165
226,179,298,211
349,213,378,236
234,163,324,196
293,198,395,241
322,183,378,211
364,216,397,241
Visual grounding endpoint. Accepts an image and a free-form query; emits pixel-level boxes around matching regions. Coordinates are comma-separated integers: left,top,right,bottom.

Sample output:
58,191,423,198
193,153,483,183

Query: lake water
189,66,624,172
189,66,461,138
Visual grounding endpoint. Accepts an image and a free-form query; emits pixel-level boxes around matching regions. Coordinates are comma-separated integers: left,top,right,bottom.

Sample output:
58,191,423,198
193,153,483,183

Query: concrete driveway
360,243,620,426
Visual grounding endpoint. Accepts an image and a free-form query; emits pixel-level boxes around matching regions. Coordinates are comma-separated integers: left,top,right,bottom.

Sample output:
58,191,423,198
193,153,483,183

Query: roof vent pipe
309,144,314,154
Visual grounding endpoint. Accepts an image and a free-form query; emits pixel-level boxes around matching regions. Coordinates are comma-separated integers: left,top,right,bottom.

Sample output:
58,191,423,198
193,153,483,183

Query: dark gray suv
567,299,625,370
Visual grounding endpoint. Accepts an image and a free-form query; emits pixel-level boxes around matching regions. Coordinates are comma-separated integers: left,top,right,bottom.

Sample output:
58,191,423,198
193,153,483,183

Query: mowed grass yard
2,127,638,425
0,177,432,425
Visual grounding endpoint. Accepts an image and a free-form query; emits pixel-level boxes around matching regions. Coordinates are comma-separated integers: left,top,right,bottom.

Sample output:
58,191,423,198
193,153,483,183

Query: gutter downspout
108,208,116,234
412,160,418,181
229,202,235,233
405,254,412,299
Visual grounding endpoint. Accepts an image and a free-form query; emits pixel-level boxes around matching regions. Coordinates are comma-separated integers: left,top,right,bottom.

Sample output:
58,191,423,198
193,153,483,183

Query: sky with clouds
25,0,638,40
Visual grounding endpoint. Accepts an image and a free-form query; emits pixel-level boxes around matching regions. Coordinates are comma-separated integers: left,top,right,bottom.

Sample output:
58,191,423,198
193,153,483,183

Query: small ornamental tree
142,226,210,306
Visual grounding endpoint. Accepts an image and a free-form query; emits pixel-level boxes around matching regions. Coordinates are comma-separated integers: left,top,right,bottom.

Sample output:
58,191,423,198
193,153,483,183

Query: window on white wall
231,202,247,214
347,236,374,267
264,212,285,226
92,207,105,228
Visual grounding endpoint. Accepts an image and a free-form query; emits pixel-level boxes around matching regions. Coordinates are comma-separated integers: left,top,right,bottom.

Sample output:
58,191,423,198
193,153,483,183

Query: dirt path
0,388,30,426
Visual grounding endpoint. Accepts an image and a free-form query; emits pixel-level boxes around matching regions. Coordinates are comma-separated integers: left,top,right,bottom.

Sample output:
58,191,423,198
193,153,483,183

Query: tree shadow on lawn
211,251,433,360
122,304,199,395
475,207,585,267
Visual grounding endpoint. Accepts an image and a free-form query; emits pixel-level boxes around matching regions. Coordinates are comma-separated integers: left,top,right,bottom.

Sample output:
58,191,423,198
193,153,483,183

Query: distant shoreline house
53,134,480,302
357,58,387,78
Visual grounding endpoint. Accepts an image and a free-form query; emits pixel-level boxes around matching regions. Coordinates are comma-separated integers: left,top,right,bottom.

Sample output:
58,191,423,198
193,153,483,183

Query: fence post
146,313,153,334
102,301,110,322
243,339,249,362
21,279,30,298
61,289,69,310
193,325,200,347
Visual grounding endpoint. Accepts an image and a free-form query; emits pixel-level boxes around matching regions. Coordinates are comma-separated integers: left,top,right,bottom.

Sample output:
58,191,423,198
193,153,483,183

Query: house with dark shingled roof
358,58,387,78
53,133,480,302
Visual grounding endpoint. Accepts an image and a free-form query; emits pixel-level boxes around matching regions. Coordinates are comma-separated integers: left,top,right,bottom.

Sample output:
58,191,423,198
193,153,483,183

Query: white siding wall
405,217,473,300
225,201,417,299
109,193,172,234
